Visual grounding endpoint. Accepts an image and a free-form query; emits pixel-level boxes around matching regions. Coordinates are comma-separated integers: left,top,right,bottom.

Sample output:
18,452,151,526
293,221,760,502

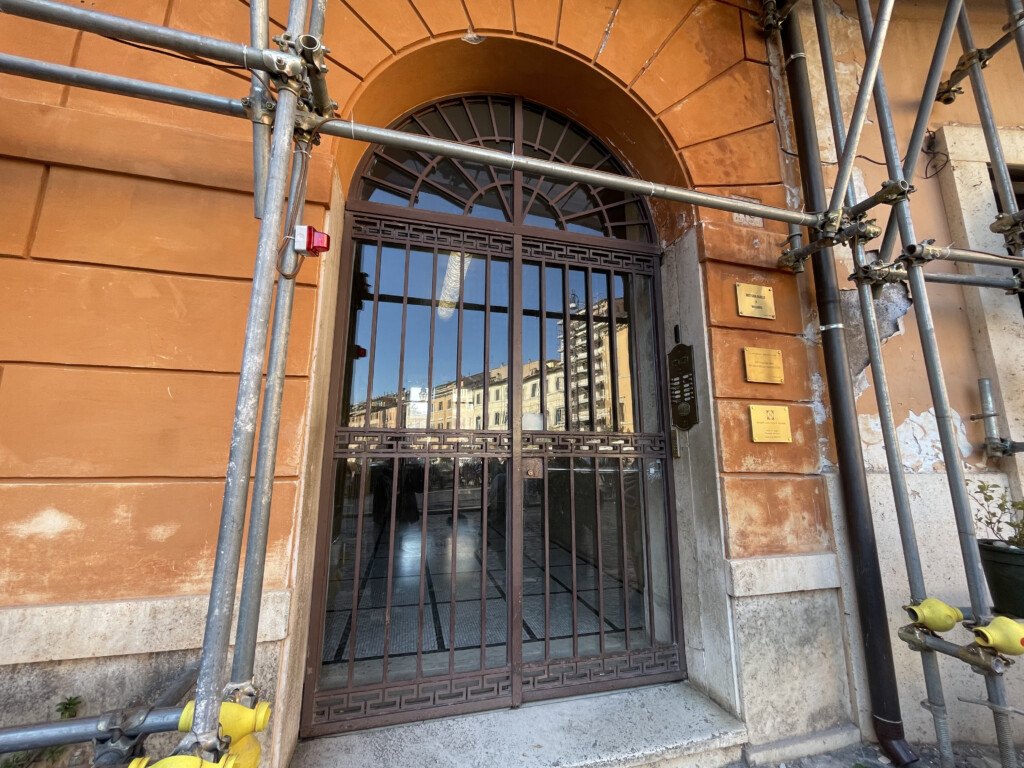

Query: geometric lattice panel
312,669,512,725
521,646,680,693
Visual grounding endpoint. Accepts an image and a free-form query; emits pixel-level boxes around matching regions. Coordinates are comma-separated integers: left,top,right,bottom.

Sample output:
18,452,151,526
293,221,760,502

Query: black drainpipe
779,14,917,767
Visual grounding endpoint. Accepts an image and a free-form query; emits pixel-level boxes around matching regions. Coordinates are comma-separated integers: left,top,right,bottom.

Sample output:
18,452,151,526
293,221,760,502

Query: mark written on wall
859,408,980,473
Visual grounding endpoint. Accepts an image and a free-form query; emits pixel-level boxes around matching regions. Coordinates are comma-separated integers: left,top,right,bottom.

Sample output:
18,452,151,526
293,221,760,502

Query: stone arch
330,36,694,244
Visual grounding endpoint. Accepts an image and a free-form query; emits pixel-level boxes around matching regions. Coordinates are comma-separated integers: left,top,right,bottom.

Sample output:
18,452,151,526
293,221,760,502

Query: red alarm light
294,225,330,256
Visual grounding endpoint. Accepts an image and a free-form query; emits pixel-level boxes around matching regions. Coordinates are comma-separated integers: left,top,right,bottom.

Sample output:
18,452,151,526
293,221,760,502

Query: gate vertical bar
480,254,493,673
509,99,525,702
188,0,309,748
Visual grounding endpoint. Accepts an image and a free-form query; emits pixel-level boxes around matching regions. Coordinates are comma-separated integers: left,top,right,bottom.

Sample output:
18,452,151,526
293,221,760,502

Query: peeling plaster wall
800,0,1024,746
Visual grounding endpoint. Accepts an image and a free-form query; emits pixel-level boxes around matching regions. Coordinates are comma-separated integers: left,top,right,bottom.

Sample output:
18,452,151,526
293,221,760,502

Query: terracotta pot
979,539,1024,618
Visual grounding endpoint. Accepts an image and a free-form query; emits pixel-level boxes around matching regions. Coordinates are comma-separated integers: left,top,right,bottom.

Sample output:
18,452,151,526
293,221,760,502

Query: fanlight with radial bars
358,95,655,243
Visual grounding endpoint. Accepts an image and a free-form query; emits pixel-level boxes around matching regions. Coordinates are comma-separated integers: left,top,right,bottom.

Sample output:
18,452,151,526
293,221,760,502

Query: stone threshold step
291,682,748,768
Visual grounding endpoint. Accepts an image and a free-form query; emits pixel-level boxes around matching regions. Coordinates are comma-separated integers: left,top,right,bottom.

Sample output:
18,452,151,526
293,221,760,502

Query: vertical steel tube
825,0,896,224
906,267,1018,768
978,379,1001,446
852,249,955,767
189,0,310,751
779,16,915,765
811,1,953,762
230,144,309,683
250,0,270,218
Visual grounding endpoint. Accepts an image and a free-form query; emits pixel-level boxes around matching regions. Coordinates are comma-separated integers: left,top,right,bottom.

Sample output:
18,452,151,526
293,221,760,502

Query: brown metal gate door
302,96,684,737
514,239,683,702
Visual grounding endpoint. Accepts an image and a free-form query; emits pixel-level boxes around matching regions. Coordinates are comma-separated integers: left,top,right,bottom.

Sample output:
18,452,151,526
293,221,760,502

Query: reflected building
347,301,636,435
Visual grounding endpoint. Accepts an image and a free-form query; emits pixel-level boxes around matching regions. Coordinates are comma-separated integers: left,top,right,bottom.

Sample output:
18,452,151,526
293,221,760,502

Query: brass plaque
744,347,785,384
750,404,792,443
735,282,776,319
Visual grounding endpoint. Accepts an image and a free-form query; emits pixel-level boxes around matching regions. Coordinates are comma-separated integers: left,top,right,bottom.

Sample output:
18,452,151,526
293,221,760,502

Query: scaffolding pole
851,1,1019,764
823,0,895,230
957,6,1021,244
250,0,271,218
183,0,311,751
0,0,305,76
875,0,963,266
809,0,954,762
231,0,331,686
0,52,247,117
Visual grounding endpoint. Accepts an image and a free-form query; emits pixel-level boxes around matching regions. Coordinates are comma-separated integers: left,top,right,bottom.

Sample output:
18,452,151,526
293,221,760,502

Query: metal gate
301,97,684,735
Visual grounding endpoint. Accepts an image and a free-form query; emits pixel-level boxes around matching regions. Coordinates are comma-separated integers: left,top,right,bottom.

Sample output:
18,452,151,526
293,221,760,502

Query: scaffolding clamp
852,260,906,287
241,95,275,126
845,180,914,220
1004,10,1024,34
297,34,336,118
989,210,1024,253
898,625,1010,675
222,680,260,709
779,219,881,270
92,706,154,764
938,49,991,105
266,32,311,99
900,241,938,266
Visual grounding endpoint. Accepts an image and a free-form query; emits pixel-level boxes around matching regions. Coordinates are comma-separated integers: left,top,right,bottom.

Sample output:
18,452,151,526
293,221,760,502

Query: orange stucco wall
0,0,331,605
0,0,830,612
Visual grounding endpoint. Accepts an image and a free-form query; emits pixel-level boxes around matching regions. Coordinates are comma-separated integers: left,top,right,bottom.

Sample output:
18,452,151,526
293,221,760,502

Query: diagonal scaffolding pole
1003,0,1024,77
229,144,308,688
806,4,958,765
823,0,895,231
876,0,963,266
230,0,329,688
851,2,1019,765
183,0,311,754
809,1,954,763
956,6,1022,250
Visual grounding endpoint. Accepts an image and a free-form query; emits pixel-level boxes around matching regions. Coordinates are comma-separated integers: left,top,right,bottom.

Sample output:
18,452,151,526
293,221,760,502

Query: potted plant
968,480,1024,618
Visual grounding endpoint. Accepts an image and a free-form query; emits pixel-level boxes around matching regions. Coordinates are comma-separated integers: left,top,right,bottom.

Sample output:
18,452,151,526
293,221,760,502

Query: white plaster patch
859,407,974,473
809,372,828,425
5,508,85,539
147,523,179,542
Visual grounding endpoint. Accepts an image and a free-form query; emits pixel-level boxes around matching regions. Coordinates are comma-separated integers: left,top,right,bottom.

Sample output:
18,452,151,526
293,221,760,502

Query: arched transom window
358,96,654,243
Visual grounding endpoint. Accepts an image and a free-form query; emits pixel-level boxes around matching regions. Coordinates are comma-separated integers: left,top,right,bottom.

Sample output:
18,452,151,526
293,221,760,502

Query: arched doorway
302,96,684,736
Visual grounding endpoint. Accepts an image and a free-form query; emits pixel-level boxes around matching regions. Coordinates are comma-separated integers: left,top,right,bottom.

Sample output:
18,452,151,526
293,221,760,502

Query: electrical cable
276,140,312,279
